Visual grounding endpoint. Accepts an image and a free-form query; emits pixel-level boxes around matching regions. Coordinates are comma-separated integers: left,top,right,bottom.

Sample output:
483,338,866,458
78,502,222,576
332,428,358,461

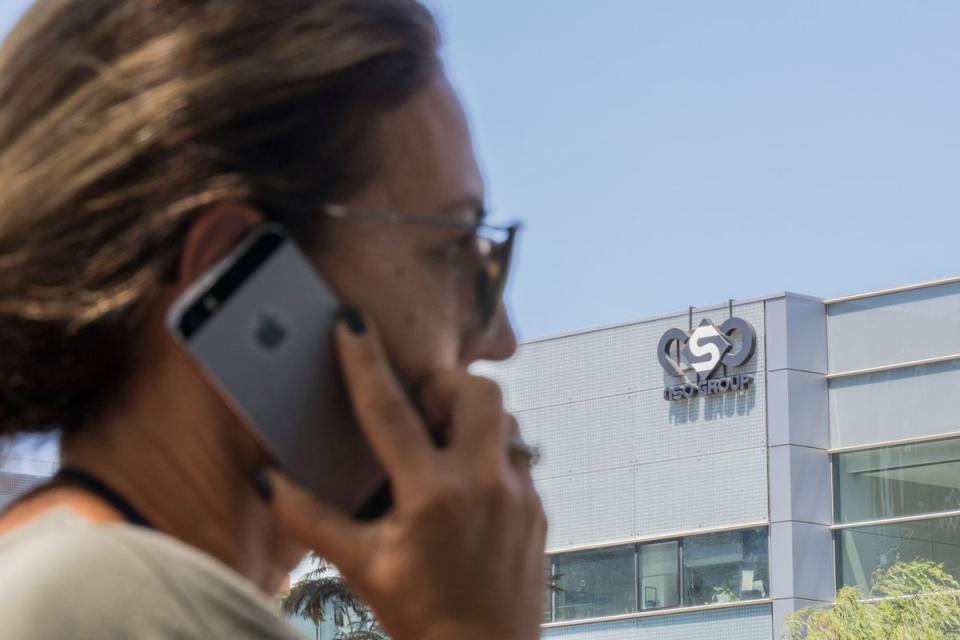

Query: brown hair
0,0,440,436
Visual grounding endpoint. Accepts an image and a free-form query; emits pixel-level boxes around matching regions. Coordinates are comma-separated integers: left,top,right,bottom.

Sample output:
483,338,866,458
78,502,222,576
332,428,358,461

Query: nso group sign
658,317,757,402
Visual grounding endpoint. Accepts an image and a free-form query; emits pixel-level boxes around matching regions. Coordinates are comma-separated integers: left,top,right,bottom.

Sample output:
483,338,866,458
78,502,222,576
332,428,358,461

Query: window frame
832,436,960,594
543,525,770,624
551,543,640,622
833,436,960,527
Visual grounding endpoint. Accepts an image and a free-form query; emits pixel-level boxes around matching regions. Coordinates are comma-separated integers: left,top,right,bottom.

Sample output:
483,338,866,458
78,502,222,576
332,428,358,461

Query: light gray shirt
0,509,304,639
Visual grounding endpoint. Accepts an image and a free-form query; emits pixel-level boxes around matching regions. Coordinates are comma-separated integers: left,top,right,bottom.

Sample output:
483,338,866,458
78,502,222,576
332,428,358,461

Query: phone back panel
167,232,384,514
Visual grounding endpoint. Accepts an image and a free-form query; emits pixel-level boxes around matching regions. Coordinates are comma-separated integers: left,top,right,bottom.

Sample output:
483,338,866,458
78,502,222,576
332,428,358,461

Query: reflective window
554,545,637,621
639,541,679,610
543,582,552,622
544,528,769,623
834,438,960,524
682,528,769,606
838,516,960,593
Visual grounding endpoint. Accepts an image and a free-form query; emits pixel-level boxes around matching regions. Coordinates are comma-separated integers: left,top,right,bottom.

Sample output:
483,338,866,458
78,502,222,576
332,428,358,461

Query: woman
0,1,547,639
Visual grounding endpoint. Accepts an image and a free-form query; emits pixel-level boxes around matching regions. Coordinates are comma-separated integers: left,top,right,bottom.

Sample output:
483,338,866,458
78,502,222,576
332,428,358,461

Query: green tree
783,560,960,640
281,555,386,640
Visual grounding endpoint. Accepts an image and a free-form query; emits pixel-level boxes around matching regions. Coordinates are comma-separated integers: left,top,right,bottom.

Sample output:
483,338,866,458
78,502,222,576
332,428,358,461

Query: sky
2,1,960,341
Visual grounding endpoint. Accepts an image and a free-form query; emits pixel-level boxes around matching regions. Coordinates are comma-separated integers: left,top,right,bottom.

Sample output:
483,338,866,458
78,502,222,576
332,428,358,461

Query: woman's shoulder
0,508,199,638
0,508,301,640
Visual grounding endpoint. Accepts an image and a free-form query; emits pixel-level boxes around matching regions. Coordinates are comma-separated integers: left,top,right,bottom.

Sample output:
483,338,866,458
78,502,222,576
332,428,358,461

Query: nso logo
658,317,757,402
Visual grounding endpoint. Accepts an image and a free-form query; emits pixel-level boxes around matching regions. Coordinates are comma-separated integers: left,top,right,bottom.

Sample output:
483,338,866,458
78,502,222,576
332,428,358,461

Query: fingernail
337,307,367,335
253,469,274,503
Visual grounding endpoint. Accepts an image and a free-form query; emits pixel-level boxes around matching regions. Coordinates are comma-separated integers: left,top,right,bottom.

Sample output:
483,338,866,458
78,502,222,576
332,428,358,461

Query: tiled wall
476,301,769,551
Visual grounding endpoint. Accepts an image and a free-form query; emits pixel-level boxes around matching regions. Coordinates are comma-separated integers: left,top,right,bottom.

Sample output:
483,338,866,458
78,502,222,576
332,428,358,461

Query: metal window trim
823,274,960,306
829,431,960,454
541,598,773,629
634,543,641,614
678,536,686,608
548,557,557,624
545,521,770,555
834,532,844,594
827,352,960,381
832,509,960,531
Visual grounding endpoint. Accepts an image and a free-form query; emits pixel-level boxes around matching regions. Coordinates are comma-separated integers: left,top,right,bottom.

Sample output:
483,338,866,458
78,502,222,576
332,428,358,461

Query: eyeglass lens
475,226,517,329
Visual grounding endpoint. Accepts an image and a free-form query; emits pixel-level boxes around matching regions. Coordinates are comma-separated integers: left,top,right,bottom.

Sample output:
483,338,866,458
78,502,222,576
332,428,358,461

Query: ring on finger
507,433,541,467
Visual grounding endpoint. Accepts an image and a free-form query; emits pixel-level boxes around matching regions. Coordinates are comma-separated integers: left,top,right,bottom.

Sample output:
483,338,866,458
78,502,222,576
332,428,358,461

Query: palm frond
281,575,361,623
281,556,370,629
336,618,388,640
337,631,387,640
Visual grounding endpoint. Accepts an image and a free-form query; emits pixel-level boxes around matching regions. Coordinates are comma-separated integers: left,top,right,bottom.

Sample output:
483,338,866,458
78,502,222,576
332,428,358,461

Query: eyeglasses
323,204,521,331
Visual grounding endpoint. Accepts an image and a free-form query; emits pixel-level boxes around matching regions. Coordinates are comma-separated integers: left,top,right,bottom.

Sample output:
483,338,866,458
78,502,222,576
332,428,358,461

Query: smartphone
165,224,391,519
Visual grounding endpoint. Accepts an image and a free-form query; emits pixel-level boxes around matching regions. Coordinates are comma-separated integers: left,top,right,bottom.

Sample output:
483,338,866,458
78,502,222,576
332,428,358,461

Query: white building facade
476,276,960,639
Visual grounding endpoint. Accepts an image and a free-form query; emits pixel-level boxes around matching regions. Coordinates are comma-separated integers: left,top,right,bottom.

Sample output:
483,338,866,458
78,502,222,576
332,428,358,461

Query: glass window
639,541,679,610
834,438,960,524
682,528,769,606
544,561,554,623
554,545,637,621
838,516,960,593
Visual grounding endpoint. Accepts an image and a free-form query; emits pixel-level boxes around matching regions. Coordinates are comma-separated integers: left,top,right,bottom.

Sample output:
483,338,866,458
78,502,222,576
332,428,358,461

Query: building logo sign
658,317,757,401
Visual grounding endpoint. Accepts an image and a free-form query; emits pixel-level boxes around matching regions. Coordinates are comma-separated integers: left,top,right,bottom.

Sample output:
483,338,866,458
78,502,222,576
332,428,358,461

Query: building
3,275,959,639
0,438,57,511
475,275,960,640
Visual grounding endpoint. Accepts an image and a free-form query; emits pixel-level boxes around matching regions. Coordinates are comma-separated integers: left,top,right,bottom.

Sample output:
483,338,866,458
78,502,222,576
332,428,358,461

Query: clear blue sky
3,2,959,341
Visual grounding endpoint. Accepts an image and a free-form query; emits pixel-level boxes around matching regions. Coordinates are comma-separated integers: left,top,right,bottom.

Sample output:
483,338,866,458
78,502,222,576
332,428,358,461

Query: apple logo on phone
255,314,288,351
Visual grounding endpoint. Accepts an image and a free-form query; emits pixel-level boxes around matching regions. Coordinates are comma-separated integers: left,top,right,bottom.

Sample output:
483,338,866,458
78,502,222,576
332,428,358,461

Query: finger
419,371,510,471
503,416,544,501
505,414,532,472
268,470,372,576
335,310,435,485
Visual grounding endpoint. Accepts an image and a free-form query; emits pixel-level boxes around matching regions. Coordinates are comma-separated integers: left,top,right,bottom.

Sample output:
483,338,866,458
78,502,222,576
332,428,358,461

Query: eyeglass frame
321,203,522,331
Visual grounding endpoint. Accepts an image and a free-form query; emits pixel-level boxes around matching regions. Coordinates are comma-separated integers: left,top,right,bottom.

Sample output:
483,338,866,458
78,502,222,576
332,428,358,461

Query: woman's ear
178,202,265,286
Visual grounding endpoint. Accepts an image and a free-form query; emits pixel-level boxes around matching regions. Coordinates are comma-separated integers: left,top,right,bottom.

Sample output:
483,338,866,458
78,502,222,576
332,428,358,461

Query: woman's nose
462,306,518,365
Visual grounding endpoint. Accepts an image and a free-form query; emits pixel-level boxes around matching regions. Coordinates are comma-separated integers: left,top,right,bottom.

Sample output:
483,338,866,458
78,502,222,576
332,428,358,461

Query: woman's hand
269,311,547,640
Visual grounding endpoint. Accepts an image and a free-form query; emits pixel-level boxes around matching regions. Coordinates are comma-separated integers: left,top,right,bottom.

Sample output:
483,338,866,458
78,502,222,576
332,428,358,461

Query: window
554,545,637,621
682,528,769,607
838,517,960,592
543,578,552,623
544,528,768,623
639,541,679,610
834,438,960,594
834,437,960,524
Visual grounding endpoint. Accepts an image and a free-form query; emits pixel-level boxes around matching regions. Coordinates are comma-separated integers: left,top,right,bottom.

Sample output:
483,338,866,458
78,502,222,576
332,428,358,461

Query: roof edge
516,290,822,346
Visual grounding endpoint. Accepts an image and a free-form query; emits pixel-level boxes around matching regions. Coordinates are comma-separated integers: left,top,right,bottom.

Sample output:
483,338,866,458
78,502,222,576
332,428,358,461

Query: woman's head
0,0,516,440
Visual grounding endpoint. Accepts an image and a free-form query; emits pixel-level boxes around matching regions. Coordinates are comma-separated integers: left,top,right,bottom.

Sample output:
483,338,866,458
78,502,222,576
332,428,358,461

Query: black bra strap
52,467,154,529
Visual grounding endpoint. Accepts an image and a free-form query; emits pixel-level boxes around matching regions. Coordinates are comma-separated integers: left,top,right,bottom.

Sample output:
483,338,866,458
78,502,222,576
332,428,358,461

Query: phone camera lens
182,307,208,337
